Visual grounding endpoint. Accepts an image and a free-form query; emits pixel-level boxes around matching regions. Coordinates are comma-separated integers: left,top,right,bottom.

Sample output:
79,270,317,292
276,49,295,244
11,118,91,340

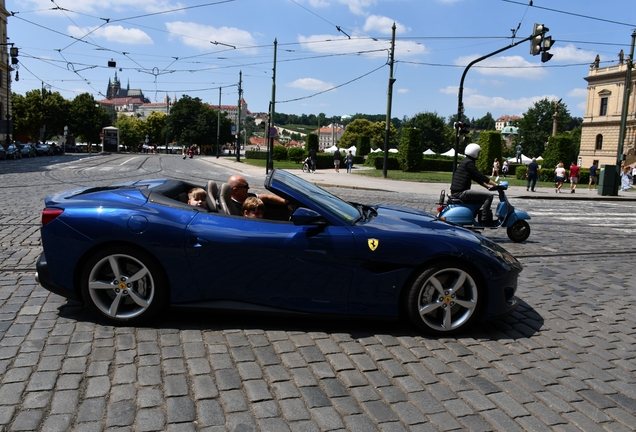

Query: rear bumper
35,253,80,301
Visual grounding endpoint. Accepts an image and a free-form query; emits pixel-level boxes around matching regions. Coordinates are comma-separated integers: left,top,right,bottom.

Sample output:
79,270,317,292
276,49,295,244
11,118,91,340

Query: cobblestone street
1,154,635,431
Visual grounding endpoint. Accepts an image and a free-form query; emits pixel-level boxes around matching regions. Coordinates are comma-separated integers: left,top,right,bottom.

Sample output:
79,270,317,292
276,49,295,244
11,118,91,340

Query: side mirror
291,207,327,226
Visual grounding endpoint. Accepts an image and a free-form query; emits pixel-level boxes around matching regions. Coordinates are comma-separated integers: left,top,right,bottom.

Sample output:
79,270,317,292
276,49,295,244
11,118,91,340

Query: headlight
480,238,521,268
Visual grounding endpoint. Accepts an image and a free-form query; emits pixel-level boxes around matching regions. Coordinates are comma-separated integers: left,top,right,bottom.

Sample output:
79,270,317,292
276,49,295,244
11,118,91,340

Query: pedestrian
620,166,632,191
491,158,500,177
333,149,342,173
569,161,580,194
632,165,636,185
309,148,317,173
589,162,598,190
525,158,540,192
554,162,567,193
345,150,354,173
501,160,509,178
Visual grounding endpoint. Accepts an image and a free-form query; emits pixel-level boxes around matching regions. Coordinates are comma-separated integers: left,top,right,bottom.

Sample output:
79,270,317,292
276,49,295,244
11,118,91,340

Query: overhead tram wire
501,0,636,28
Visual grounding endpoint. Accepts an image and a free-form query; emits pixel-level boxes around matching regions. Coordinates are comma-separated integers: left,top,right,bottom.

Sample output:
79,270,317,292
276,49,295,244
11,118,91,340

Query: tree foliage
12,89,72,141
398,127,423,172
69,93,111,144
542,134,576,170
404,112,452,154
517,98,571,158
338,119,398,150
167,95,233,147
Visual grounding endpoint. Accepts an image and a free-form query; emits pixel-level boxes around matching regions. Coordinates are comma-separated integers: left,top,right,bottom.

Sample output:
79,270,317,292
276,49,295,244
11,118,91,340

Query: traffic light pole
453,35,533,172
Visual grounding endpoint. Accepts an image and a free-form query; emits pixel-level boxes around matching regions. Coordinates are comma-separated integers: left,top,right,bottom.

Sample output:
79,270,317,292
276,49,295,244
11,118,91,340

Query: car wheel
507,220,530,243
405,261,484,336
80,246,169,325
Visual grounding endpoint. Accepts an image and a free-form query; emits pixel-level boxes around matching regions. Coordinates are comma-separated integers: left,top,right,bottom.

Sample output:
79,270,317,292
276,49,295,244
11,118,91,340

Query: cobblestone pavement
0,154,635,431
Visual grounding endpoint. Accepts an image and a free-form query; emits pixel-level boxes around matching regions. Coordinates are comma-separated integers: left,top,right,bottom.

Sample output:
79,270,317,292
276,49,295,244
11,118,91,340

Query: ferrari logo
368,238,379,251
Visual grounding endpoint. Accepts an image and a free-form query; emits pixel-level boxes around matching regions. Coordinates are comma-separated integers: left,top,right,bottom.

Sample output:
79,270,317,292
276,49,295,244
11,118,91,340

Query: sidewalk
203,156,636,201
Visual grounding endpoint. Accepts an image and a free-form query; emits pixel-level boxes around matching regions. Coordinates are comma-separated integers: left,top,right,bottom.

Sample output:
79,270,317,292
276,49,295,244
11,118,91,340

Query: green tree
145,111,166,145
167,95,232,148
115,114,143,150
338,119,374,149
473,112,496,130
542,134,576,170
11,89,71,141
405,112,452,154
517,98,571,159
69,93,111,148
398,127,423,172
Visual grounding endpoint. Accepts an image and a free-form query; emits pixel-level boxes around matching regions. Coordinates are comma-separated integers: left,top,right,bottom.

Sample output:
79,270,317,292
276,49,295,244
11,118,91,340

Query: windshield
267,169,361,225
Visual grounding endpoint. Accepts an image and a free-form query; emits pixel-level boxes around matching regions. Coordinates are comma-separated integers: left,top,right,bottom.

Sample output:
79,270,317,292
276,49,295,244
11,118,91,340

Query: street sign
269,127,277,137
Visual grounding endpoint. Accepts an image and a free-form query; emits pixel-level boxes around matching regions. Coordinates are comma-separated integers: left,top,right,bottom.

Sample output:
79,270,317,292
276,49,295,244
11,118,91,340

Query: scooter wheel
507,220,530,243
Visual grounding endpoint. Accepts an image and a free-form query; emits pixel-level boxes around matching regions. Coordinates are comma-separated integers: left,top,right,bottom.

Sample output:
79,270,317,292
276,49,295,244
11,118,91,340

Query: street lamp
2,43,18,149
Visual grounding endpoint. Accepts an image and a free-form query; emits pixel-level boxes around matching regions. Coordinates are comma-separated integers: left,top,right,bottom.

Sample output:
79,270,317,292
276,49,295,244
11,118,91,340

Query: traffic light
530,23,554,63
541,36,554,63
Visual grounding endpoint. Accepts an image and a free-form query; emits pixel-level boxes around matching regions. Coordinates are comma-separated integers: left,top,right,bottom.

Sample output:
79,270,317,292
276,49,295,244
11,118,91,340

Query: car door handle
187,236,209,248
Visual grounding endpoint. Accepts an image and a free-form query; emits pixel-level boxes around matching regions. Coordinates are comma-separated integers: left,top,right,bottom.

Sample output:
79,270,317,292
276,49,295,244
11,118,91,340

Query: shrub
272,145,288,161
288,147,305,163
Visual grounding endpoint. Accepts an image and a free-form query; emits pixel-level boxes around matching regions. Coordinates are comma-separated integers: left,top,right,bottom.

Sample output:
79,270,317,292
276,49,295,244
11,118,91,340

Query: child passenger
242,196,265,219
187,187,208,209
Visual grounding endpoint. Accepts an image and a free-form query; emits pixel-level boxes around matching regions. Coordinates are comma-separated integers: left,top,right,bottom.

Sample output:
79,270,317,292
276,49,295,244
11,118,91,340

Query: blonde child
242,196,264,219
187,187,207,209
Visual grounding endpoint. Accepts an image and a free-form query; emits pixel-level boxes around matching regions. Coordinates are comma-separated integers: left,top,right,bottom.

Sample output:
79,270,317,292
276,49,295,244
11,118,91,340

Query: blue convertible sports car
36,169,522,336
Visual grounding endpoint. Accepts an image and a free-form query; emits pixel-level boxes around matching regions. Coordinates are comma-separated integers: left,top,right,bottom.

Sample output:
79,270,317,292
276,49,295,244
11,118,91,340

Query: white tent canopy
508,154,537,164
440,148,463,157
347,145,357,156
423,149,436,155
323,145,338,153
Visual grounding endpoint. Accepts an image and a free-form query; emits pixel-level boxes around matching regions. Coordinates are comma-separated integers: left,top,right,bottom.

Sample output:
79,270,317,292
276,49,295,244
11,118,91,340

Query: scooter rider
450,143,498,224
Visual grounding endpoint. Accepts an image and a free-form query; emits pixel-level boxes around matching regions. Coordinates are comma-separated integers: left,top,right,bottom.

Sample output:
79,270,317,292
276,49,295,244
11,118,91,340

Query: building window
595,134,603,150
599,97,608,116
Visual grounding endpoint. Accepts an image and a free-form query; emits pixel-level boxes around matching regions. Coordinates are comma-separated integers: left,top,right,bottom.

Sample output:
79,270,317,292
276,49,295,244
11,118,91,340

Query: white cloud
455,54,547,79
308,0,329,7
298,34,424,59
288,78,334,91
550,44,596,63
165,22,256,51
439,86,478,95
363,15,410,34
337,0,377,16
20,0,186,15
567,88,587,98
68,25,153,45
464,93,560,112
397,88,409,94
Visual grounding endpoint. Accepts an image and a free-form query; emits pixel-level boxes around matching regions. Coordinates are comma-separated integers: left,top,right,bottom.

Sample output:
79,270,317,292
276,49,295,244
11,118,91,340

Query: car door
184,213,356,314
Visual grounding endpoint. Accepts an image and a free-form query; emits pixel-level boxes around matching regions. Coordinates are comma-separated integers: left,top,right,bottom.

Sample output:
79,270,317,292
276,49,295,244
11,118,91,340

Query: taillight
42,208,64,225
437,205,446,213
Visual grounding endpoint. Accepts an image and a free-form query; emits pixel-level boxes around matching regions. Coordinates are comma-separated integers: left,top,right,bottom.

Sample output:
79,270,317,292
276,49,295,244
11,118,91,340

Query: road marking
120,157,139,165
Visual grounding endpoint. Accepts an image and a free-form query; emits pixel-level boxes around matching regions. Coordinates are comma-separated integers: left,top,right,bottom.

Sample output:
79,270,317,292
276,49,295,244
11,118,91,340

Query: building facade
315,123,344,149
1,0,11,146
208,98,250,124
495,115,520,131
579,57,636,168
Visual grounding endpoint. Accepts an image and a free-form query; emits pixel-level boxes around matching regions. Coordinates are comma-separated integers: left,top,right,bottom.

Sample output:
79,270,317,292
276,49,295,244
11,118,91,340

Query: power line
501,0,636,27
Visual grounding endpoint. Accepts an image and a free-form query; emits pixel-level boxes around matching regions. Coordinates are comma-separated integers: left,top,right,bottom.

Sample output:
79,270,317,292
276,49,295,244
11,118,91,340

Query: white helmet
464,143,481,159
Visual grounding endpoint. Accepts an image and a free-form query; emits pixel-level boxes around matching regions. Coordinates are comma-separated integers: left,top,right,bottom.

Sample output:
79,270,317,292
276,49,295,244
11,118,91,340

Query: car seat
206,180,219,213
219,183,241,216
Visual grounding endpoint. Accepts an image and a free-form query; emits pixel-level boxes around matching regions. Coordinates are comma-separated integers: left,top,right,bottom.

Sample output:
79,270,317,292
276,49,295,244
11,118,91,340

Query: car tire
507,220,530,243
405,261,484,336
80,246,169,325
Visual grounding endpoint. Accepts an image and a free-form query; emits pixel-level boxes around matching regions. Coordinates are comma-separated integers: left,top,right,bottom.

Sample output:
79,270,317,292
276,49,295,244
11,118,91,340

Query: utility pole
616,29,636,171
267,39,277,174
383,23,397,179
236,71,242,162
216,87,221,158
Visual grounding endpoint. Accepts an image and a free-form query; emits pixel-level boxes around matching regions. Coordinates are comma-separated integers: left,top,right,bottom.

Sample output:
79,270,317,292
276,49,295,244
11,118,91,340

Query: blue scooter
436,181,531,242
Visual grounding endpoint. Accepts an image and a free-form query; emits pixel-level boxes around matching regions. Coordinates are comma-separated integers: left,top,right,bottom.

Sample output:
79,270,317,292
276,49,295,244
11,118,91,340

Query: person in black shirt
449,143,498,224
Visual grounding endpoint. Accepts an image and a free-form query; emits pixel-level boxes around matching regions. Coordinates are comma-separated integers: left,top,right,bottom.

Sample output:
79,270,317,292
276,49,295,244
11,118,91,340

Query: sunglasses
236,183,249,190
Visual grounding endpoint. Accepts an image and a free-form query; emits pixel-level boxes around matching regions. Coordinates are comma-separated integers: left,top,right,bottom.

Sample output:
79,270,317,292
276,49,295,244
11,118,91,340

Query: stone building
315,123,344,150
579,53,636,168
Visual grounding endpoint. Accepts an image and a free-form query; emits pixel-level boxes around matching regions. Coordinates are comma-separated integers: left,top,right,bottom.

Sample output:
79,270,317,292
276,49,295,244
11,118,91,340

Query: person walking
491,158,500,177
309,148,316,173
525,158,540,192
501,160,509,178
569,161,580,194
588,162,598,190
554,162,567,193
345,150,354,173
333,149,342,173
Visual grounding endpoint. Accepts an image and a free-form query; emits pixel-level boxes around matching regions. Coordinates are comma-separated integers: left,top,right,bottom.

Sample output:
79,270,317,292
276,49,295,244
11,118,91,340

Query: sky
7,0,636,123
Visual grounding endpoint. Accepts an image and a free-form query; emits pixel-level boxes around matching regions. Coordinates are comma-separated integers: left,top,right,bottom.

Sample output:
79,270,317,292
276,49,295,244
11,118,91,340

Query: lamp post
2,43,18,149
